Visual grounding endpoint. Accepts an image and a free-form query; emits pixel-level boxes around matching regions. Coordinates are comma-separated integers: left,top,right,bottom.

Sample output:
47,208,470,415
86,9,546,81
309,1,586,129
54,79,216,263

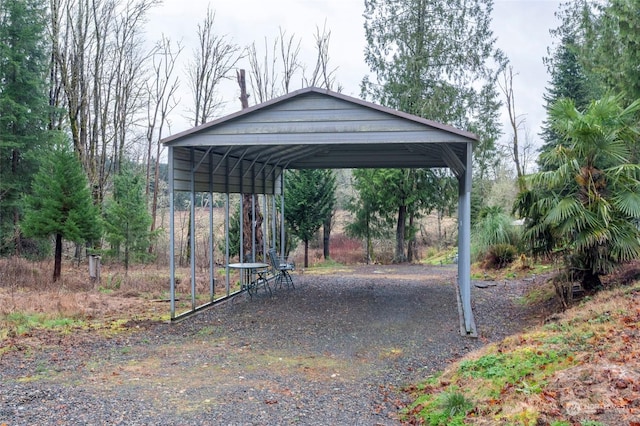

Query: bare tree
109,0,158,173
247,37,278,103
237,70,264,260
498,65,527,191
247,27,302,103
144,35,182,252
50,0,158,204
303,22,339,91
279,28,302,94
520,126,537,176
187,7,242,126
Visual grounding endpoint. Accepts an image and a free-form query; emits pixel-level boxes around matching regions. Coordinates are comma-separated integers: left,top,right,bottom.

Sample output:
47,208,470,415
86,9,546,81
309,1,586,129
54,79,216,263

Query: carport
162,87,476,335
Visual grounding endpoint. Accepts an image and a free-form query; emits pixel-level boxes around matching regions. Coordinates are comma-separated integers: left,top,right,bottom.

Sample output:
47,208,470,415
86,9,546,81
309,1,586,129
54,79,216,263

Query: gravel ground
1,264,539,425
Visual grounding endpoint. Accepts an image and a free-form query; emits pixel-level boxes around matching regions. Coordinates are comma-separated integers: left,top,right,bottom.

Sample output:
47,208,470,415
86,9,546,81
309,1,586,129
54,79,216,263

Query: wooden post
237,69,264,261
89,255,101,283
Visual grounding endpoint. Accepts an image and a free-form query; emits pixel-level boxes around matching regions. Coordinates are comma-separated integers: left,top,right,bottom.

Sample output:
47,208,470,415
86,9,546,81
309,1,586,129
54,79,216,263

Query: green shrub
472,206,521,261
484,244,517,269
440,391,473,417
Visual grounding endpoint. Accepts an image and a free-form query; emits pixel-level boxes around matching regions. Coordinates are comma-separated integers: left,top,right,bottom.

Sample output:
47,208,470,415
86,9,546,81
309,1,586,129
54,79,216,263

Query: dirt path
1,264,538,425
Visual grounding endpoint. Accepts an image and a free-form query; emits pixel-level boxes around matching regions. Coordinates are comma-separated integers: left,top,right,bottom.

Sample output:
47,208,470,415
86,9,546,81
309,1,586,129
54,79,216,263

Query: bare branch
279,27,302,94
303,21,339,90
498,65,527,190
248,37,279,104
186,7,242,126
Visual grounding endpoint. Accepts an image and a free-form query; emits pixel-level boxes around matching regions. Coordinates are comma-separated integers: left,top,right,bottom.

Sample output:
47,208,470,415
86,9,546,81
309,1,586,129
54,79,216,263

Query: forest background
1,0,639,297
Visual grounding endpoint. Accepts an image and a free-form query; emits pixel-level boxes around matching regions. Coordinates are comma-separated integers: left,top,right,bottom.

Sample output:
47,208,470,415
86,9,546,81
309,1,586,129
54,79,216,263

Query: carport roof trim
161,86,478,146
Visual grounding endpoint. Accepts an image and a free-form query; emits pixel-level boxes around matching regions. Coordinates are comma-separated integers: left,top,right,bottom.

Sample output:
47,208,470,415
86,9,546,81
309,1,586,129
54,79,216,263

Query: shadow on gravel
1,264,536,425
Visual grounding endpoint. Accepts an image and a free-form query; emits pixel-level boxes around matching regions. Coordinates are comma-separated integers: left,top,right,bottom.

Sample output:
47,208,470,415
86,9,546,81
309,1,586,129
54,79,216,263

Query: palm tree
525,94,640,290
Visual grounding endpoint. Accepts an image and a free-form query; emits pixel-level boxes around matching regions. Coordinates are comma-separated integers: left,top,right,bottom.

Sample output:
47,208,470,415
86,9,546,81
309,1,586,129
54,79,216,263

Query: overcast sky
147,0,561,150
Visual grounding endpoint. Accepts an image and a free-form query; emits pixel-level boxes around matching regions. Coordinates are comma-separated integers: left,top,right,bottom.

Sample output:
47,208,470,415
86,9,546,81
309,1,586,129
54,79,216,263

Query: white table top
227,262,268,269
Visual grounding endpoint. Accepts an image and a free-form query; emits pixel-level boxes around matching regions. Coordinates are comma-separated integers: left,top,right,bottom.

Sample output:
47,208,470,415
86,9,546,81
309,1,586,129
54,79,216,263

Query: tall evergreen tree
360,0,505,261
362,0,505,162
539,0,602,171
539,33,595,170
284,169,336,268
540,0,640,171
104,167,153,272
22,139,101,281
0,0,50,255
346,169,390,263
351,168,437,263
591,0,640,106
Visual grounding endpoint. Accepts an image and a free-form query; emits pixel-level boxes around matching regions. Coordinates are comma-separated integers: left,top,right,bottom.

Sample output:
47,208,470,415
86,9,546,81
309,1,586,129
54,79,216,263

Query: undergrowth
402,280,640,425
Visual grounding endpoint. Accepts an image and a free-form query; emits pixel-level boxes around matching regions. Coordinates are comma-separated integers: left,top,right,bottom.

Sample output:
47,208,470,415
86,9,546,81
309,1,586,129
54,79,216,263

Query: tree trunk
395,205,407,263
124,228,130,275
582,269,602,292
365,211,372,265
237,69,264,260
436,209,443,249
500,66,526,192
12,148,20,255
407,211,415,262
242,195,264,261
54,233,63,282
323,214,332,259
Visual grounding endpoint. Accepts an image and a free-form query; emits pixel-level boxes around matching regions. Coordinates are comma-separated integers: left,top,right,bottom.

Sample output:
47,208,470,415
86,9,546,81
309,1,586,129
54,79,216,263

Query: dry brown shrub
0,258,172,321
0,257,47,290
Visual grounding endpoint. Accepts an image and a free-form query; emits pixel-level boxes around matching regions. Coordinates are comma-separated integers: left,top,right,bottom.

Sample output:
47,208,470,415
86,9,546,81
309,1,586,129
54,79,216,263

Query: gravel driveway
1,264,537,425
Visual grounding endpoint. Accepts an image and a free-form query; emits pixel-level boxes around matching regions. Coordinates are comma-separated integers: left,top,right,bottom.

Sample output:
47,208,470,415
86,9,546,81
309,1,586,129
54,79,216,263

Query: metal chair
268,248,295,289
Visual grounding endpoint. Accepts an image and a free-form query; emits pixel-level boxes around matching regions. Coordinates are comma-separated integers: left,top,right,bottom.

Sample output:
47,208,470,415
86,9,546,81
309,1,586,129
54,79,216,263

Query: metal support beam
457,142,476,336
208,150,215,302
262,194,268,263
239,160,244,261
441,145,465,179
280,171,285,256
271,194,277,250
225,195,230,296
169,147,176,319
251,169,256,262
225,156,230,296
189,148,196,310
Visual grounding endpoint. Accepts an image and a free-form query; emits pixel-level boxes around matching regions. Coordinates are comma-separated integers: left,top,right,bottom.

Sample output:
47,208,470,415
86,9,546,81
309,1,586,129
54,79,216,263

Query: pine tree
350,168,436,262
360,0,505,261
22,139,101,281
592,0,640,106
0,0,50,255
542,0,640,166
104,167,153,272
284,169,336,267
539,34,594,171
346,169,390,263
362,0,505,161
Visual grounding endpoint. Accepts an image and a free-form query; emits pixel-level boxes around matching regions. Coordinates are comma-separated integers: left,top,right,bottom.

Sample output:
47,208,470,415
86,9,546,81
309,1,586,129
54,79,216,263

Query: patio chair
268,248,295,289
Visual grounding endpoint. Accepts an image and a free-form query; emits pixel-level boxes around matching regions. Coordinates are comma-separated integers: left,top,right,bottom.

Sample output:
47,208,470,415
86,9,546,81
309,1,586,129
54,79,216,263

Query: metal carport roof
162,87,477,335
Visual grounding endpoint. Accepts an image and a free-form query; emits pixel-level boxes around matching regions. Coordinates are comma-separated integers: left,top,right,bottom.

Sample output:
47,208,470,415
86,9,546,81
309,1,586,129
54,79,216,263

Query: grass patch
1,311,83,338
458,347,570,398
519,279,556,305
421,247,458,266
403,280,640,425
311,258,344,268
405,388,473,426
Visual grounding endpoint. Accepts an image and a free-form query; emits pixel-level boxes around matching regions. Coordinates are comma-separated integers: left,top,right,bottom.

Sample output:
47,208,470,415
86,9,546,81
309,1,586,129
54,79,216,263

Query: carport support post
208,152,215,302
457,142,476,336
169,146,176,319
280,171,285,256
189,148,196,310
